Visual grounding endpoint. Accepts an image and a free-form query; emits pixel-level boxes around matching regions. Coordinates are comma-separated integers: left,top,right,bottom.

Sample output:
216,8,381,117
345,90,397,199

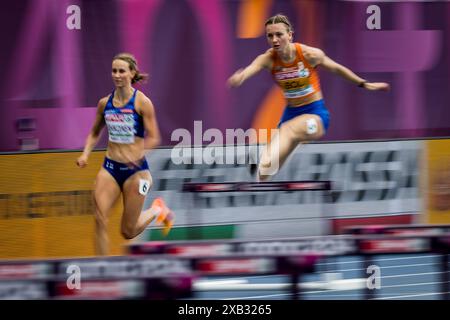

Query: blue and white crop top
103,89,144,144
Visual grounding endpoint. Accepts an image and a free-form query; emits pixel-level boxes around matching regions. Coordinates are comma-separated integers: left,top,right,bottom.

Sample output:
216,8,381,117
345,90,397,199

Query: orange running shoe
151,197,175,236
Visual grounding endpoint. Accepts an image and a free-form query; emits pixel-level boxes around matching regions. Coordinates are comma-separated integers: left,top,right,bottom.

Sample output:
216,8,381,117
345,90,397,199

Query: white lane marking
379,280,449,288
219,256,444,281
317,254,441,266
194,278,366,291
221,287,446,301
374,291,450,300
223,293,291,300
216,279,450,300
324,262,441,273
223,263,443,282
382,271,447,278
306,280,449,294
195,279,247,285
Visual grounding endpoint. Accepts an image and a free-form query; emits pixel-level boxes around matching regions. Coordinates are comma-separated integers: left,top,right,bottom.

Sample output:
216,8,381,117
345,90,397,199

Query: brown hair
264,14,293,33
113,53,149,84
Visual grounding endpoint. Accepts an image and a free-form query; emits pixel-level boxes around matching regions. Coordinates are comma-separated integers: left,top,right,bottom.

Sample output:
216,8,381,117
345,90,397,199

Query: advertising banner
424,139,450,224
0,139,423,257
0,151,127,259
141,140,422,240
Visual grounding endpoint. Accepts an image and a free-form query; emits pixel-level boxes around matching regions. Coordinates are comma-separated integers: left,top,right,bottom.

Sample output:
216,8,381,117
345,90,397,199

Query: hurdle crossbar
183,180,332,193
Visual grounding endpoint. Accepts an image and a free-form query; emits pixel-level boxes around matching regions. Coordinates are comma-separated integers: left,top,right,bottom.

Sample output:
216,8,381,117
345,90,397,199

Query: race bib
139,179,150,196
105,113,135,144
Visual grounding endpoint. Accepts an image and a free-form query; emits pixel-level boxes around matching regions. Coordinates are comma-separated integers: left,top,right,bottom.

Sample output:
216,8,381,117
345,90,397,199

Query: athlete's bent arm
228,50,272,87
77,98,107,168
302,44,390,91
140,96,161,151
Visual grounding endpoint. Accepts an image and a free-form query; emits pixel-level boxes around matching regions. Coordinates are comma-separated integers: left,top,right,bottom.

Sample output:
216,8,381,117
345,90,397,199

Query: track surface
188,254,449,300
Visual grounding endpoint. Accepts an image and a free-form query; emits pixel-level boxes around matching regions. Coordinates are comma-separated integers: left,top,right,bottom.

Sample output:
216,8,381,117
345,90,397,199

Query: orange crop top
271,43,322,107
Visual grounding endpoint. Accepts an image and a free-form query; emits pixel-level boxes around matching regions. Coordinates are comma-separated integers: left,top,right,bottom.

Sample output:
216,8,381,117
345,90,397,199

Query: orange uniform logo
272,43,322,107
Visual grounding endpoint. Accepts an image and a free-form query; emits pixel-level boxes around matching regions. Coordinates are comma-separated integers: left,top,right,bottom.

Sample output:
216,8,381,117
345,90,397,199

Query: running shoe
151,197,175,236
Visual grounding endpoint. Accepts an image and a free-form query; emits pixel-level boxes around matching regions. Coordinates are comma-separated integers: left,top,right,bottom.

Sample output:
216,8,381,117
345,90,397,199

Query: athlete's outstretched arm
228,50,272,87
77,98,107,168
302,45,390,91
140,96,161,151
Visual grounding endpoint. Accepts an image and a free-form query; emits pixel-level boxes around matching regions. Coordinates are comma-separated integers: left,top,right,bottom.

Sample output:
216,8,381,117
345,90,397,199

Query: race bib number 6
139,179,150,196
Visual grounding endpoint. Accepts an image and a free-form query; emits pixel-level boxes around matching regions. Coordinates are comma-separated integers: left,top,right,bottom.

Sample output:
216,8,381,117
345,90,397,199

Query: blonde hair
113,53,149,84
264,14,293,33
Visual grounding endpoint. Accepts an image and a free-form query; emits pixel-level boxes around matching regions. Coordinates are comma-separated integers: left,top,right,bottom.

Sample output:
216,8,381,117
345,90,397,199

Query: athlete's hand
76,155,88,168
364,82,390,91
227,69,245,88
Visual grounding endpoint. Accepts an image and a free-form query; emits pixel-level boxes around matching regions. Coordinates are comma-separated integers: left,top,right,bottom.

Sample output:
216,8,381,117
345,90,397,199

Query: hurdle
344,224,450,300
2,231,450,299
181,180,335,277
0,252,318,300
181,180,333,239
127,230,450,300
343,223,450,236
0,255,193,300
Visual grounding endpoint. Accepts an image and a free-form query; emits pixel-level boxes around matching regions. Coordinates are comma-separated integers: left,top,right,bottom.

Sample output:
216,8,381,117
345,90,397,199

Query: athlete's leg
93,168,122,256
258,114,325,181
120,170,157,239
257,125,297,181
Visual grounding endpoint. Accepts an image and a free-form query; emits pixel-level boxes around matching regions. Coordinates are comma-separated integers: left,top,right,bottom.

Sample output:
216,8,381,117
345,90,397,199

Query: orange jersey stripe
271,43,322,107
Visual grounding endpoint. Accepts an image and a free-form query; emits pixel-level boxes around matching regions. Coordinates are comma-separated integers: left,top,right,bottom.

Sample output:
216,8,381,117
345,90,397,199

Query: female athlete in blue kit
77,53,174,256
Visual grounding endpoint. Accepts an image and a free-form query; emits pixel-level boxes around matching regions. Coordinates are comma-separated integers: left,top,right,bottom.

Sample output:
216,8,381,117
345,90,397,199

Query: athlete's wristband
358,80,367,88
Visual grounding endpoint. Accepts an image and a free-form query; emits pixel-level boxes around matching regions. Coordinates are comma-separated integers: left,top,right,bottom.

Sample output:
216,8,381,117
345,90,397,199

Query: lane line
374,292,450,300
325,262,442,273
222,293,291,300
218,265,444,282
209,279,450,300
376,280,449,288
317,254,441,266
382,271,448,278
194,278,367,291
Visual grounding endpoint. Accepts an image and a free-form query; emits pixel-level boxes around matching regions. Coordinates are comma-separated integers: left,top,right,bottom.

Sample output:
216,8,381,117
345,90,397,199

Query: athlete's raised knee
303,117,324,140
121,226,138,240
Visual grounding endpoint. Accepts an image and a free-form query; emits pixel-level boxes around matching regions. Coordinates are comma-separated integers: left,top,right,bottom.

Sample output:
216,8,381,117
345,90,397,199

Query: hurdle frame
182,180,334,241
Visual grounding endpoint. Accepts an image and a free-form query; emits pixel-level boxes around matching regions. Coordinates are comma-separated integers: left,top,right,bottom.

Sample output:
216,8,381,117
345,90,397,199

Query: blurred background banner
0,151,127,259
0,0,449,151
0,139,423,258
140,140,422,242
424,138,450,224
